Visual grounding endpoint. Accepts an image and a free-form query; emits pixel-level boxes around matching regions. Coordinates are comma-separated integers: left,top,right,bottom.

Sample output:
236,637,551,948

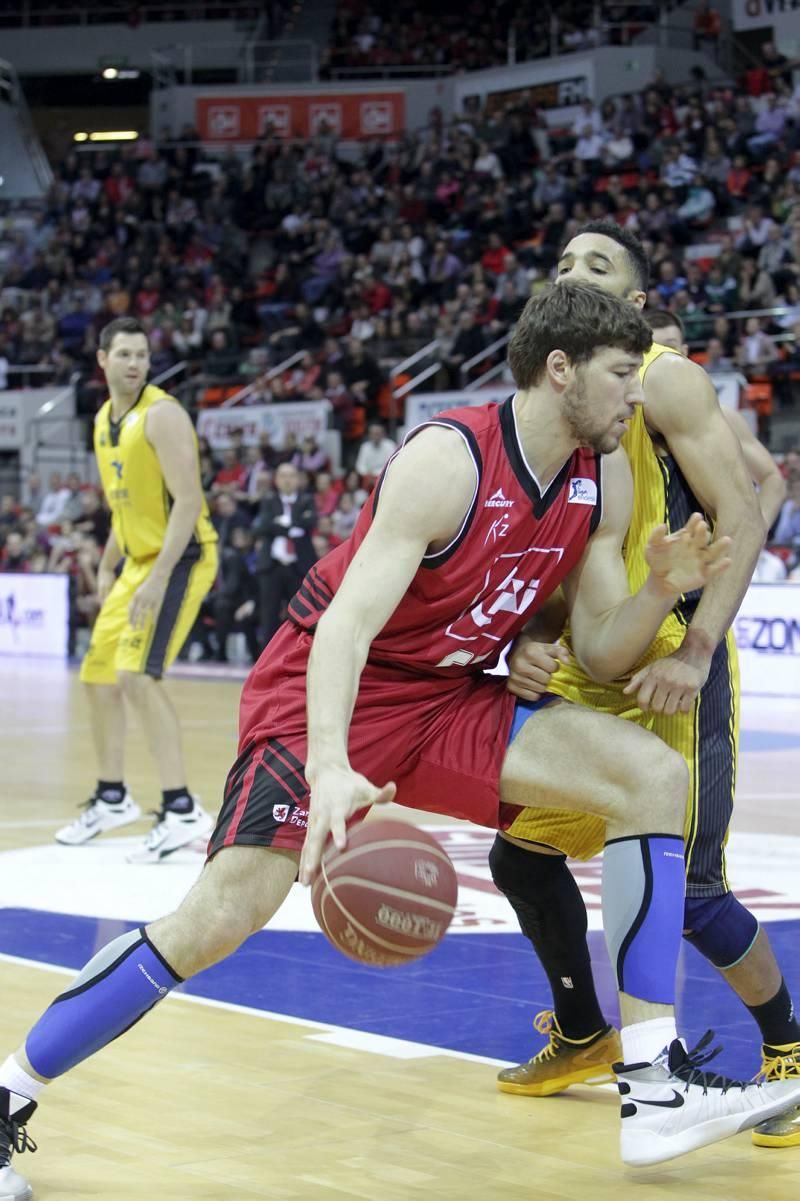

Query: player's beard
562,372,621,455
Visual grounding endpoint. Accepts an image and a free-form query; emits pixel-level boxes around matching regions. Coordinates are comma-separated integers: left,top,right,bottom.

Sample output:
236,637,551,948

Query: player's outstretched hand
506,636,570,702
299,766,396,886
645,513,732,597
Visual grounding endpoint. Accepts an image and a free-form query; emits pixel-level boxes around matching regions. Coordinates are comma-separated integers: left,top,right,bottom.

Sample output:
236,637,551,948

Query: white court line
0,951,511,1067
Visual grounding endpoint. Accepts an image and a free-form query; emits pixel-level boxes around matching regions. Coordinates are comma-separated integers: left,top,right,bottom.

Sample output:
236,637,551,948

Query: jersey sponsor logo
484,488,514,509
568,477,597,505
111,459,124,480
445,547,564,647
484,516,510,545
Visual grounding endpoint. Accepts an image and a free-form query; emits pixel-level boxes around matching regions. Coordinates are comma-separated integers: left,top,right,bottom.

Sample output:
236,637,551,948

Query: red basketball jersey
285,397,602,677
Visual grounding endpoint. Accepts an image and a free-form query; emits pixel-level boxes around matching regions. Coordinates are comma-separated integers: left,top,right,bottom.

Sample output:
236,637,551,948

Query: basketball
310,819,459,966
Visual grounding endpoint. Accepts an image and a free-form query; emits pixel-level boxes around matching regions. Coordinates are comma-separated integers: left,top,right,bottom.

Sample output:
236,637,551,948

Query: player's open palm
645,513,731,596
300,765,396,885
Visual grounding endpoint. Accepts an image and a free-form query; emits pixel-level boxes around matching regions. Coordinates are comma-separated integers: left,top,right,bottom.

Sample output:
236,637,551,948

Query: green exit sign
99,56,129,68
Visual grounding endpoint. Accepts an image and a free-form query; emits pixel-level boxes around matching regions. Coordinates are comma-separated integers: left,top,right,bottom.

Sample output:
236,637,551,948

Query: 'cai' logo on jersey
110,459,124,480
568,477,597,505
484,488,514,509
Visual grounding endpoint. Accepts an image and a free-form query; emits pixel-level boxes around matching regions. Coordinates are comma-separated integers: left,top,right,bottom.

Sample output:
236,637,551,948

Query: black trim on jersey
589,453,603,536
370,417,484,570
108,385,147,447
499,397,573,518
304,570,333,605
288,593,313,620
144,542,202,678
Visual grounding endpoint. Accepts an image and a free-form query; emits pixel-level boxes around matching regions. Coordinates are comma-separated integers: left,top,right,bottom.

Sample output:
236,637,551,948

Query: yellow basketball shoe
497,1010,621,1097
752,1043,800,1147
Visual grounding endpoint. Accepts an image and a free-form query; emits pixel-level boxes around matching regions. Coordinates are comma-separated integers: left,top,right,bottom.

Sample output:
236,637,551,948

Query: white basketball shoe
0,1088,36,1201
55,792,141,845
126,799,214,864
617,1032,800,1166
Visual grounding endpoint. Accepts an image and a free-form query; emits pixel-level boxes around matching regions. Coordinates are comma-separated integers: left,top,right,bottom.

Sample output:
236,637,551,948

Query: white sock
621,1017,678,1065
0,1056,46,1103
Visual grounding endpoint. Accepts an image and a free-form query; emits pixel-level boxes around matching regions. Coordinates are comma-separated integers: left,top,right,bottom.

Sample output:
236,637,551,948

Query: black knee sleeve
489,834,588,949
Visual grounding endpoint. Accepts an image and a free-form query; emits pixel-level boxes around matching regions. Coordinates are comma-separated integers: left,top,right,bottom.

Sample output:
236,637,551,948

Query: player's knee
683,892,759,969
117,669,155,702
626,744,687,828
489,833,566,902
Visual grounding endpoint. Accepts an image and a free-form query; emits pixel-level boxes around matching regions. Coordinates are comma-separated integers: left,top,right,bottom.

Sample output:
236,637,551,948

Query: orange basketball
310,819,459,966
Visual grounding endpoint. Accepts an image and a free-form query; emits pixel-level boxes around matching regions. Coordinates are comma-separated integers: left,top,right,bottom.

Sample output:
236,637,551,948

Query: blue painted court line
2,908,797,1079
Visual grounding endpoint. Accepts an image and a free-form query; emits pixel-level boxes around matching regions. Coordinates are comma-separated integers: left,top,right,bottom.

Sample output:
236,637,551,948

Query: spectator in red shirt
213,448,248,493
481,232,511,279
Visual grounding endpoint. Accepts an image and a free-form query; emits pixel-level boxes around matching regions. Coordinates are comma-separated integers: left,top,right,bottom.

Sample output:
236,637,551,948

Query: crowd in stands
1,41,799,451
1,33,800,652
323,1,669,75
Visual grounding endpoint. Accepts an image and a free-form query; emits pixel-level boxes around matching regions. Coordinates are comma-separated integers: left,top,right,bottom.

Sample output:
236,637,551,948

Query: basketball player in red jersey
2,284,798,1198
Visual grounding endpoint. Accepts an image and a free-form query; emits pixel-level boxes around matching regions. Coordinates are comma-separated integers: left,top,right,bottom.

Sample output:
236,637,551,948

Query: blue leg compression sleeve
602,835,685,1005
683,893,759,969
26,927,182,1079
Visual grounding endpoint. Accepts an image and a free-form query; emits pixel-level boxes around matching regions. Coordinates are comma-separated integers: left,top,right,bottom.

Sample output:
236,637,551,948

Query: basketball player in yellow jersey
489,222,800,1148
56,317,219,864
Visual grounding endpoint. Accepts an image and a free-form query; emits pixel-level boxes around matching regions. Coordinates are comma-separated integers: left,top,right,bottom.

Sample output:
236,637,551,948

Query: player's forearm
573,575,678,683
98,529,123,573
306,613,371,779
149,496,202,581
686,500,763,652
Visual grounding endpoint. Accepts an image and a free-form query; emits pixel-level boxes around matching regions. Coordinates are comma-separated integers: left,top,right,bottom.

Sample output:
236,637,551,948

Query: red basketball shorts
208,623,521,858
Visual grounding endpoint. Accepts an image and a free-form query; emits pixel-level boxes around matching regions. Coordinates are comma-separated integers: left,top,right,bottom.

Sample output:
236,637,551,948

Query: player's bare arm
128,401,204,630
563,448,730,683
623,354,763,713
723,406,787,530
300,426,477,882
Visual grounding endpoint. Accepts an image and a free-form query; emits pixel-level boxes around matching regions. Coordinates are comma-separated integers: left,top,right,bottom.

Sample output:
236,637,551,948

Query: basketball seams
321,876,457,916
321,838,453,874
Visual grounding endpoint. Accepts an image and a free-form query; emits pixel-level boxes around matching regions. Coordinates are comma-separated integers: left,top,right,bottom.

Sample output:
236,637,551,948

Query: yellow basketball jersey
557,341,707,680
94,384,217,561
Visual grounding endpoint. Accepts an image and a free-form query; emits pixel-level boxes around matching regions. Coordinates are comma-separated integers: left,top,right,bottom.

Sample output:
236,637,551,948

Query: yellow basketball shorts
79,541,218,686
506,628,739,898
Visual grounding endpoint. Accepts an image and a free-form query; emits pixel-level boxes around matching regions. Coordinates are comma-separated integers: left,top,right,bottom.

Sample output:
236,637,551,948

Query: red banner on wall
196,92,406,141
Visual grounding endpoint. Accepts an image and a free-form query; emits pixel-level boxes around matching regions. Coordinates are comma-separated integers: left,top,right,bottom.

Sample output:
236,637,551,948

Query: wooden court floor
1,662,799,1201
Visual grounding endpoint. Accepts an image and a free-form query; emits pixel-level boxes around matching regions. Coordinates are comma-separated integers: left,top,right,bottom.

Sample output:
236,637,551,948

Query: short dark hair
566,219,650,292
508,282,652,390
99,316,149,352
645,308,684,338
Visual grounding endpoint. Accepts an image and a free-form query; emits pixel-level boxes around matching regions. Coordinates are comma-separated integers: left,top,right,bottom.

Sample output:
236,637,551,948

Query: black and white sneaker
126,799,214,864
55,791,141,845
0,1087,36,1201
617,1032,800,1166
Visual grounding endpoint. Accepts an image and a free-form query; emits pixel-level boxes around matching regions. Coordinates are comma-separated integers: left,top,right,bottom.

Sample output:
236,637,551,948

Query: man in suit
254,462,316,646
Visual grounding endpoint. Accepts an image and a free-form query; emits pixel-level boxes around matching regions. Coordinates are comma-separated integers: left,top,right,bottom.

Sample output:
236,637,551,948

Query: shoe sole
498,1065,617,1097
622,1082,800,1166
55,808,142,845
0,1189,32,1201
126,821,214,864
752,1130,800,1148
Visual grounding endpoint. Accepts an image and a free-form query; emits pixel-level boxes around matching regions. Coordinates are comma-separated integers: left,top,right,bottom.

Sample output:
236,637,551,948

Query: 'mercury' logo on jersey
568,477,597,505
484,488,514,509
